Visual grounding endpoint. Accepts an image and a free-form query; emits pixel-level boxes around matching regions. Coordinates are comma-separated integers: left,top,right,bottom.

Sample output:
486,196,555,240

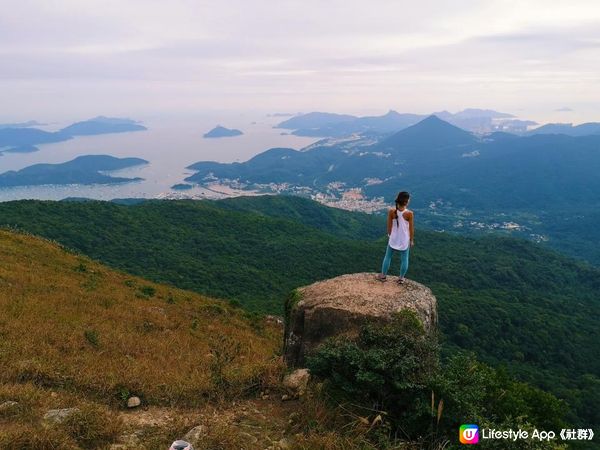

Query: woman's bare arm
387,209,394,236
404,210,415,245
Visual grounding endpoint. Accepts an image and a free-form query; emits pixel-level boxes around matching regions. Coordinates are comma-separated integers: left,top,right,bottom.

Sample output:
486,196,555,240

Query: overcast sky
1,0,600,123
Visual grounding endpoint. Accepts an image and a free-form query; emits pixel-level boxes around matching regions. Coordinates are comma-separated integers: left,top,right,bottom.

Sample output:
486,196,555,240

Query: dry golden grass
0,230,414,449
0,230,281,407
0,424,79,450
0,382,123,449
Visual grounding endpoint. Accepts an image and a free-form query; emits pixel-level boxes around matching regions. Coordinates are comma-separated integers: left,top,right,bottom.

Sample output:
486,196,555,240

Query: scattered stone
265,315,284,326
0,401,18,413
43,407,80,425
239,432,258,443
146,306,166,316
281,394,290,401
183,425,206,445
127,396,141,408
282,368,310,397
109,430,144,450
276,437,291,449
109,431,141,450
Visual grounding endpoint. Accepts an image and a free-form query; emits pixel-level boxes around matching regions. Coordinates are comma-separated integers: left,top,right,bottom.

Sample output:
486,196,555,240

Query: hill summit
381,115,476,149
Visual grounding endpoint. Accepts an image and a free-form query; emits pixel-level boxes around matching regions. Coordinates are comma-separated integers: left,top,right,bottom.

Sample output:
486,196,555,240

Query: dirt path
112,397,299,449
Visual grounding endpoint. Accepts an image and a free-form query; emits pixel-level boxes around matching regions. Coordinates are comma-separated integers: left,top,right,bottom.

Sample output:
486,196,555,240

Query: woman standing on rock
376,191,414,284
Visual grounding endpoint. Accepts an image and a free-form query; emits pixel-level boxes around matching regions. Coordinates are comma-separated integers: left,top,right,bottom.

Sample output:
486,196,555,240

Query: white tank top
389,208,410,250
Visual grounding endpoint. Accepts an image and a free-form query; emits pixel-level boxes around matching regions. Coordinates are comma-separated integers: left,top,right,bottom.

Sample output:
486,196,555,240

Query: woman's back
388,208,410,251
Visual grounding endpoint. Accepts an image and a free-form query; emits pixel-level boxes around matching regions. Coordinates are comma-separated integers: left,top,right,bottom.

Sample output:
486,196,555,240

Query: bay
0,113,316,201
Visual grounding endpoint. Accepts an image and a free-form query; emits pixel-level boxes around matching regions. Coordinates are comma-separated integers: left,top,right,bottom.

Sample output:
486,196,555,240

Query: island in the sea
0,155,148,187
60,116,147,136
0,120,45,129
171,183,194,191
203,125,243,138
0,116,147,150
1,144,39,154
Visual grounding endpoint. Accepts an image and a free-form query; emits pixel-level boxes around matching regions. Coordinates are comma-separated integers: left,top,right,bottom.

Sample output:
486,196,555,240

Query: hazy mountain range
527,122,600,136
187,115,600,209
276,108,600,138
275,108,539,137
185,115,600,264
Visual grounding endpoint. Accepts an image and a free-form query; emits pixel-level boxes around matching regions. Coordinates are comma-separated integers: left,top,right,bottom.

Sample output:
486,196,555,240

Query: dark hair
394,191,410,227
395,191,410,207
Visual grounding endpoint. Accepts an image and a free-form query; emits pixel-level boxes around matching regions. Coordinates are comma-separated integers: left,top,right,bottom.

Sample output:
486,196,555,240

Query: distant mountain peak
421,114,446,123
405,114,468,131
380,115,475,150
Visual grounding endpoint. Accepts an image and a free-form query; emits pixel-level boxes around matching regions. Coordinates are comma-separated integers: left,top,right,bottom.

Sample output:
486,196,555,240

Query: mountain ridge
0,196,598,429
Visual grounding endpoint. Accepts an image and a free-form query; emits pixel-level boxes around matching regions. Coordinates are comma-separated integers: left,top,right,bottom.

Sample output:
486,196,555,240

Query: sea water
0,113,316,202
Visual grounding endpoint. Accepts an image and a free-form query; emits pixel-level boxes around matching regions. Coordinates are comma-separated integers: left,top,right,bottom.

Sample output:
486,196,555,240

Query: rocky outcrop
284,273,438,367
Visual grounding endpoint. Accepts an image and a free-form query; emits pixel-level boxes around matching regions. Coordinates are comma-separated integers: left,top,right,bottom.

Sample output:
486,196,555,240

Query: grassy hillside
0,197,599,430
216,195,382,240
0,198,382,312
0,229,285,447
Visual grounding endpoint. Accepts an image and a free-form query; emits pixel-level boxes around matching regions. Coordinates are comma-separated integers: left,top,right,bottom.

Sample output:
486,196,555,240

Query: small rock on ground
183,425,207,445
127,396,141,408
282,368,310,397
0,401,19,413
43,407,80,425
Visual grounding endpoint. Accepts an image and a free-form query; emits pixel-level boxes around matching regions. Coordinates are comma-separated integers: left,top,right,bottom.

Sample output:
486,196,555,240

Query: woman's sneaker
397,277,406,284
375,273,387,282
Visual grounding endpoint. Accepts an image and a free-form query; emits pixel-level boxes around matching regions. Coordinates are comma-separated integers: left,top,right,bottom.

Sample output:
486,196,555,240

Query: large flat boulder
283,273,438,367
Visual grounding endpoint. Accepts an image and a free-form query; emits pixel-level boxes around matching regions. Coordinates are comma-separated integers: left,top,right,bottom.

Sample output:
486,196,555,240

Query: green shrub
84,329,100,348
433,354,567,433
307,310,439,435
137,285,156,298
307,311,566,448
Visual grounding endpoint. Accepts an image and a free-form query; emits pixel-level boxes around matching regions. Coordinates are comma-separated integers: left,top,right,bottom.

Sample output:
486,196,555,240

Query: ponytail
394,191,411,227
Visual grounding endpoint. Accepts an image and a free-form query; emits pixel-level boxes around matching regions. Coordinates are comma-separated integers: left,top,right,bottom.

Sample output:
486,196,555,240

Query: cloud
1,0,600,121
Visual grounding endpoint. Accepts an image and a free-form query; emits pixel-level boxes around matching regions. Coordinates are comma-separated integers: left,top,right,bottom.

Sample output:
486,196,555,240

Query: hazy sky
1,0,600,122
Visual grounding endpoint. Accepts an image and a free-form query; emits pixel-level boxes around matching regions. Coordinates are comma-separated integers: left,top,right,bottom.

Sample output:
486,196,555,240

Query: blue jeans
381,244,410,277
